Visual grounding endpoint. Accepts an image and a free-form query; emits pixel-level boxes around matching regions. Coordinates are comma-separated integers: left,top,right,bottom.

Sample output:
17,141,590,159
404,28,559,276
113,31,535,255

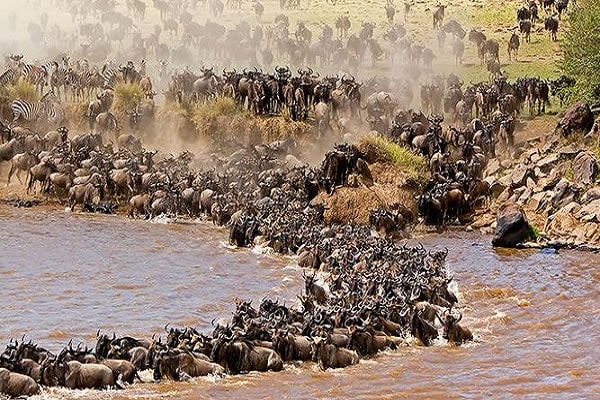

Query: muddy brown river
1,205,599,399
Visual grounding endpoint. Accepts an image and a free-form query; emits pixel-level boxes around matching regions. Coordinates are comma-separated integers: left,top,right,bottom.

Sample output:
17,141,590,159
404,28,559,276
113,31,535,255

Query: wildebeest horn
165,323,170,332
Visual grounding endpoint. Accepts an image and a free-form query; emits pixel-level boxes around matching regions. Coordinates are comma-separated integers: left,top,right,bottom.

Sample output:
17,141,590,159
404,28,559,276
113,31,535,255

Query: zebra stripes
21,62,53,93
101,64,120,88
11,92,61,124
0,68,19,88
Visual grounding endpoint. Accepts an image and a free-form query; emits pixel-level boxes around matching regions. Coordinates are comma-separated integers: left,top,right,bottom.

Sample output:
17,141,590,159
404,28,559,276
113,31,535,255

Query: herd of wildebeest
0,234,467,395
0,0,580,396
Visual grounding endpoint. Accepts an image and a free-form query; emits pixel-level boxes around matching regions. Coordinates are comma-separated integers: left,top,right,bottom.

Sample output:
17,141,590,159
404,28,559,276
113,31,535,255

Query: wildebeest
52,360,119,389
311,336,359,369
443,310,473,345
433,5,446,30
507,33,520,61
0,367,40,397
68,181,104,211
519,19,531,43
544,16,559,41
210,338,283,374
153,350,224,381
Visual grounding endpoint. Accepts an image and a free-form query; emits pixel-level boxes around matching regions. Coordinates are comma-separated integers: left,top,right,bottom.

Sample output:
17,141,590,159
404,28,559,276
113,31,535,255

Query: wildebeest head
95,330,114,359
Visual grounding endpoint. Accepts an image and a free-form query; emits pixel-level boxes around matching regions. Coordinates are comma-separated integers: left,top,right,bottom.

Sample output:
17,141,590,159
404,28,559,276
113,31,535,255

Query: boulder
535,153,559,173
575,199,600,223
556,102,594,136
492,204,532,247
582,186,600,203
484,158,501,176
500,159,513,169
540,168,562,191
527,191,548,212
572,151,598,186
550,178,578,209
511,164,532,187
559,144,581,156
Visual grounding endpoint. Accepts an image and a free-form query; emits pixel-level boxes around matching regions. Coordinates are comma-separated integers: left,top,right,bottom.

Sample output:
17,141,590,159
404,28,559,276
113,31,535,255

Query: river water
0,205,599,399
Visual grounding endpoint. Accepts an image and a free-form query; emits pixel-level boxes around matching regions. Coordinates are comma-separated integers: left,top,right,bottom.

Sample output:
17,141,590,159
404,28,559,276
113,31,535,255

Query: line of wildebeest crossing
0,142,473,397
0,240,469,396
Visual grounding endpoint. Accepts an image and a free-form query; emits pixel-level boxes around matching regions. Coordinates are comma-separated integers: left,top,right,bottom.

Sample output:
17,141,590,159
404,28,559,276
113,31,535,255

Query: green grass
358,133,429,179
527,223,542,240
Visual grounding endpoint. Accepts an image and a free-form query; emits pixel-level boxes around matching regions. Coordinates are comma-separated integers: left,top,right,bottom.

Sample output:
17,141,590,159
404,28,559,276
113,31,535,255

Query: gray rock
575,199,600,223
485,158,501,176
556,101,594,137
541,168,562,191
517,187,532,205
534,166,546,179
572,151,598,186
559,144,580,156
528,191,548,211
536,154,559,172
492,204,532,247
582,187,600,203
551,178,575,208
500,159,513,169
511,164,531,187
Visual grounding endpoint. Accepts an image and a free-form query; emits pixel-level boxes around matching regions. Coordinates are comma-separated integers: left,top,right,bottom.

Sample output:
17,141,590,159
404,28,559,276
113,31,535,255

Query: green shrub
358,133,429,179
559,0,600,103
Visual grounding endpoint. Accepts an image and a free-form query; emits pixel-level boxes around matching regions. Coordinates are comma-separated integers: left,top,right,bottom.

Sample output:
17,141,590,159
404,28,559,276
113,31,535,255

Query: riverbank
470,107,600,249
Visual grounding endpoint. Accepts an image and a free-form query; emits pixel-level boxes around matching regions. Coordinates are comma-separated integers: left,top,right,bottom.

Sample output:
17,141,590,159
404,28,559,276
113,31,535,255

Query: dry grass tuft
113,82,144,117
0,78,39,103
191,96,312,145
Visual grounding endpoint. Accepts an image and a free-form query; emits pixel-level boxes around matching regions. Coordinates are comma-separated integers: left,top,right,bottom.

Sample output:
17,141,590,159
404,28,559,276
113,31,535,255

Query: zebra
50,61,68,100
21,61,54,95
11,92,62,126
0,68,20,89
101,63,121,88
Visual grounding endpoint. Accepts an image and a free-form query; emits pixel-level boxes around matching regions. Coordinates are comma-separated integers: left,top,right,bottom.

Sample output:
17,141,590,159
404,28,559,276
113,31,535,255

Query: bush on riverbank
560,0,600,103
113,82,144,116
191,96,312,145
357,133,429,180
0,78,39,103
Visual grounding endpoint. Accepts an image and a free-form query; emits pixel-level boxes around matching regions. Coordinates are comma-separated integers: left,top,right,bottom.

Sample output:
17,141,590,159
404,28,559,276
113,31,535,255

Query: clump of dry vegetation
113,82,144,117
191,96,312,145
0,78,39,103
